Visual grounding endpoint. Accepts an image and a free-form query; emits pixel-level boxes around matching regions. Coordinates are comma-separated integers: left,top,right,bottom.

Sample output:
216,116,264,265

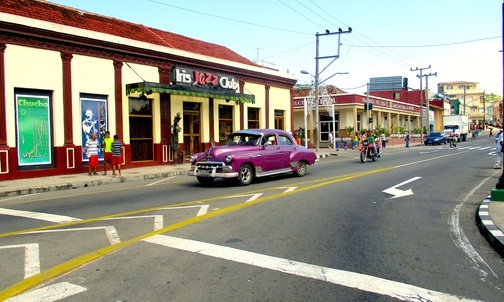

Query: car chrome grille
195,161,225,172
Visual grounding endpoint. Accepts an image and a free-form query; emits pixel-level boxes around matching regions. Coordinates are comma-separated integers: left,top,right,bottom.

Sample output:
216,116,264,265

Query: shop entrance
183,102,201,159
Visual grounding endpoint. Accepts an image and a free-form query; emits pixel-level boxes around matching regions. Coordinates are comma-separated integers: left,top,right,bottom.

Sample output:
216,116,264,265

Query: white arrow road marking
0,243,40,278
107,215,164,231
144,235,478,302
25,226,121,245
382,177,422,199
0,208,81,223
5,282,87,302
225,193,263,203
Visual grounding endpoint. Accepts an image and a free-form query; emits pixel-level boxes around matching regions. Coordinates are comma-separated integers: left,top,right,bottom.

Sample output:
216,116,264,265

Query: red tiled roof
1,0,257,67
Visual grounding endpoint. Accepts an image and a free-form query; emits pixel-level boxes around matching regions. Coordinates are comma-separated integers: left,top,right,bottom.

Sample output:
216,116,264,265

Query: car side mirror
262,141,272,149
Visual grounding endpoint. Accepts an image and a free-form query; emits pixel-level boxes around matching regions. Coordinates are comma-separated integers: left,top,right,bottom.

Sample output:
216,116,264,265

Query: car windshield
226,134,262,146
428,133,442,137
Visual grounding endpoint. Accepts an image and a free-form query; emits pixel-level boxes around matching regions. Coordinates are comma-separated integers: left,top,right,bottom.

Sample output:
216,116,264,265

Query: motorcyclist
365,130,377,156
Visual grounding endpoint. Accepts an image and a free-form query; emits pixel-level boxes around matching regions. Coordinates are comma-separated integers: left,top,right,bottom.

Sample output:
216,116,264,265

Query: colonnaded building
0,0,297,180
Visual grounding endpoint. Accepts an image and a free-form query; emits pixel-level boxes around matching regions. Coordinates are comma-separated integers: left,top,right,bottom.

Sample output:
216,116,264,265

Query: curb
0,169,191,198
477,197,504,254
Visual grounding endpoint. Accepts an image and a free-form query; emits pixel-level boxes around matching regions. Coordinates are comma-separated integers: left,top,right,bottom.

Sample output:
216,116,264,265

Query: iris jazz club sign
172,67,239,91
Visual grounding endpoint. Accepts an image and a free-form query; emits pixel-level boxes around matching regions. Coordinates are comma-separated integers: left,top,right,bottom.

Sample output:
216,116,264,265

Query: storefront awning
126,82,255,104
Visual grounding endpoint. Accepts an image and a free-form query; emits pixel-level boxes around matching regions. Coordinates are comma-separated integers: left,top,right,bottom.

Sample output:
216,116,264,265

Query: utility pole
411,65,431,139
420,72,437,135
314,28,352,152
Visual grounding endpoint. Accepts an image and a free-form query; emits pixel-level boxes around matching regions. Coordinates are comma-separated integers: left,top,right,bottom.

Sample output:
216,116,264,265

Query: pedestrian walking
405,132,410,148
489,128,493,137
111,134,123,177
494,129,503,169
102,131,113,175
84,133,100,175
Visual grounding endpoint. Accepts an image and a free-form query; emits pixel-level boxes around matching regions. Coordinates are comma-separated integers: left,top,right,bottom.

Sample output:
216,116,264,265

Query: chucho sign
172,67,239,91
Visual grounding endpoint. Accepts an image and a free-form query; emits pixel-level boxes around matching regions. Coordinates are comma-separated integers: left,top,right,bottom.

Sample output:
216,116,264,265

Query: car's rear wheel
237,164,253,186
197,177,214,186
293,161,307,177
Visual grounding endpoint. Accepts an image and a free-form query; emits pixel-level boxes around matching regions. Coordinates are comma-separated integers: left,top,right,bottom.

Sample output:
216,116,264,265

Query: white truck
443,115,469,141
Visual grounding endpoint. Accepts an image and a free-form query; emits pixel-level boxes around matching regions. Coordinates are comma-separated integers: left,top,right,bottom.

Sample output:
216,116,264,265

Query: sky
47,0,503,96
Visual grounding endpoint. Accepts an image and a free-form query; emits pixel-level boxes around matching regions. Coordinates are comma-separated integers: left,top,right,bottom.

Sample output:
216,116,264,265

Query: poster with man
81,97,107,162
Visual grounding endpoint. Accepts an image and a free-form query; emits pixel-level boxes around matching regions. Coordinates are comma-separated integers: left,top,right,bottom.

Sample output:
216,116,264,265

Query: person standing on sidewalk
328,131,334,148
111,134,123,177
493,129,503,169
84,133,100,176
380,133,387,149
405,132,410,148
102,131,113,175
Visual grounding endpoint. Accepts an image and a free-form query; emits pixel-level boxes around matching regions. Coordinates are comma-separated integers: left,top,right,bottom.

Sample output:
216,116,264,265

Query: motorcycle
449,135,458,148
360,140,381,163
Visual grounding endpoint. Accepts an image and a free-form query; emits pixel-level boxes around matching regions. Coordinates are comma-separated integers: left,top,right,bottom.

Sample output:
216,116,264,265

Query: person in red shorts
111,134,123,178
84,133,100,176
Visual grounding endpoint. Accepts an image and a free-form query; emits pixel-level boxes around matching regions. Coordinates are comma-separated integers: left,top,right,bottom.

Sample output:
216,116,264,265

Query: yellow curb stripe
0,167,392,300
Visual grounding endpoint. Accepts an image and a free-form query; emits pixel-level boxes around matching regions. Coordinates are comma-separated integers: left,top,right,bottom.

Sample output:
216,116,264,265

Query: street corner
477,197,504,254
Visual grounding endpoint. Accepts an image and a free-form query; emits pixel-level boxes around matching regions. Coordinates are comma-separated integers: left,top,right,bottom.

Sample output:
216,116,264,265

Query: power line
146,0,312,35
349,36,501,48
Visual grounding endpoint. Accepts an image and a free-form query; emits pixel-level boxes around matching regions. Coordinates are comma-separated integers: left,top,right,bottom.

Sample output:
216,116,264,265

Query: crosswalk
424,145,497,155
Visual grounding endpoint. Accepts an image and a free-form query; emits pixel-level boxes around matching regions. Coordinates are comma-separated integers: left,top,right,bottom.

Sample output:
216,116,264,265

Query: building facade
438,81,486,127
0,0,296,180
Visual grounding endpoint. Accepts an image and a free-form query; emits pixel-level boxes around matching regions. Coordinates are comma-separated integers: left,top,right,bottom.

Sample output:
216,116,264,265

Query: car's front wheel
293,161,307,177
237,164,253,186
197,177,214,186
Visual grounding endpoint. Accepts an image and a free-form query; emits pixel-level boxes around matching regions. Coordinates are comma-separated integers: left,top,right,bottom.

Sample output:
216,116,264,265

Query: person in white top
328,131,334,149
494,129,503,169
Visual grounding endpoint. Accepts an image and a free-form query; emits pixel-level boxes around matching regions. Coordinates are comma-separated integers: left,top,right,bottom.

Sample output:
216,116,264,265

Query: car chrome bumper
188,167,238,178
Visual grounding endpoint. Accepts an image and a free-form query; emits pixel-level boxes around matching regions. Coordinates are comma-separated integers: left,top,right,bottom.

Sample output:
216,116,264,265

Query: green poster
16,95,52,166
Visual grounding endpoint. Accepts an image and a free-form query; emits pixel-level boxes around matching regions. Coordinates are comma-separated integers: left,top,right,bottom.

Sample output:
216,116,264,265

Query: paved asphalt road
0,137,503,301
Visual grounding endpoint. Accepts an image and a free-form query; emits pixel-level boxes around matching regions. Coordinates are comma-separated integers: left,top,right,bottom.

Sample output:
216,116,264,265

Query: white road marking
448,175,498,280
107,215,164,230
382,177,421,199
0,243,40,278
144,235,479,302
0,208,81,223
25,226,121,245
225,193,263,203
395,151,468,168
0,193,39,202
5,282,87,302
145,176,176,186
161,205,210,216
277,186,298,193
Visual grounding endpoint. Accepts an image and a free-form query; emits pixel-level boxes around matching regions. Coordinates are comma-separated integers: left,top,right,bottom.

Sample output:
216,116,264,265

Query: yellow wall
269,86,291,130
4,45,62,147
243,82,265,128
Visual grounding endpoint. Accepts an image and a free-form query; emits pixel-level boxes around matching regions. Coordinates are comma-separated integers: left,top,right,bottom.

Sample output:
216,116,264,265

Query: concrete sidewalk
0,144,502,254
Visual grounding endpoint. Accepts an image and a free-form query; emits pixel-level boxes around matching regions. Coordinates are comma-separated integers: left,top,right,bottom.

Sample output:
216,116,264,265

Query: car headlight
189,155,196,163
225,155,232,163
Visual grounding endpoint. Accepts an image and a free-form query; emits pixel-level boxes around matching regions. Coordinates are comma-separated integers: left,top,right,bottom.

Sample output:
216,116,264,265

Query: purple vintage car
188,129,318,186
